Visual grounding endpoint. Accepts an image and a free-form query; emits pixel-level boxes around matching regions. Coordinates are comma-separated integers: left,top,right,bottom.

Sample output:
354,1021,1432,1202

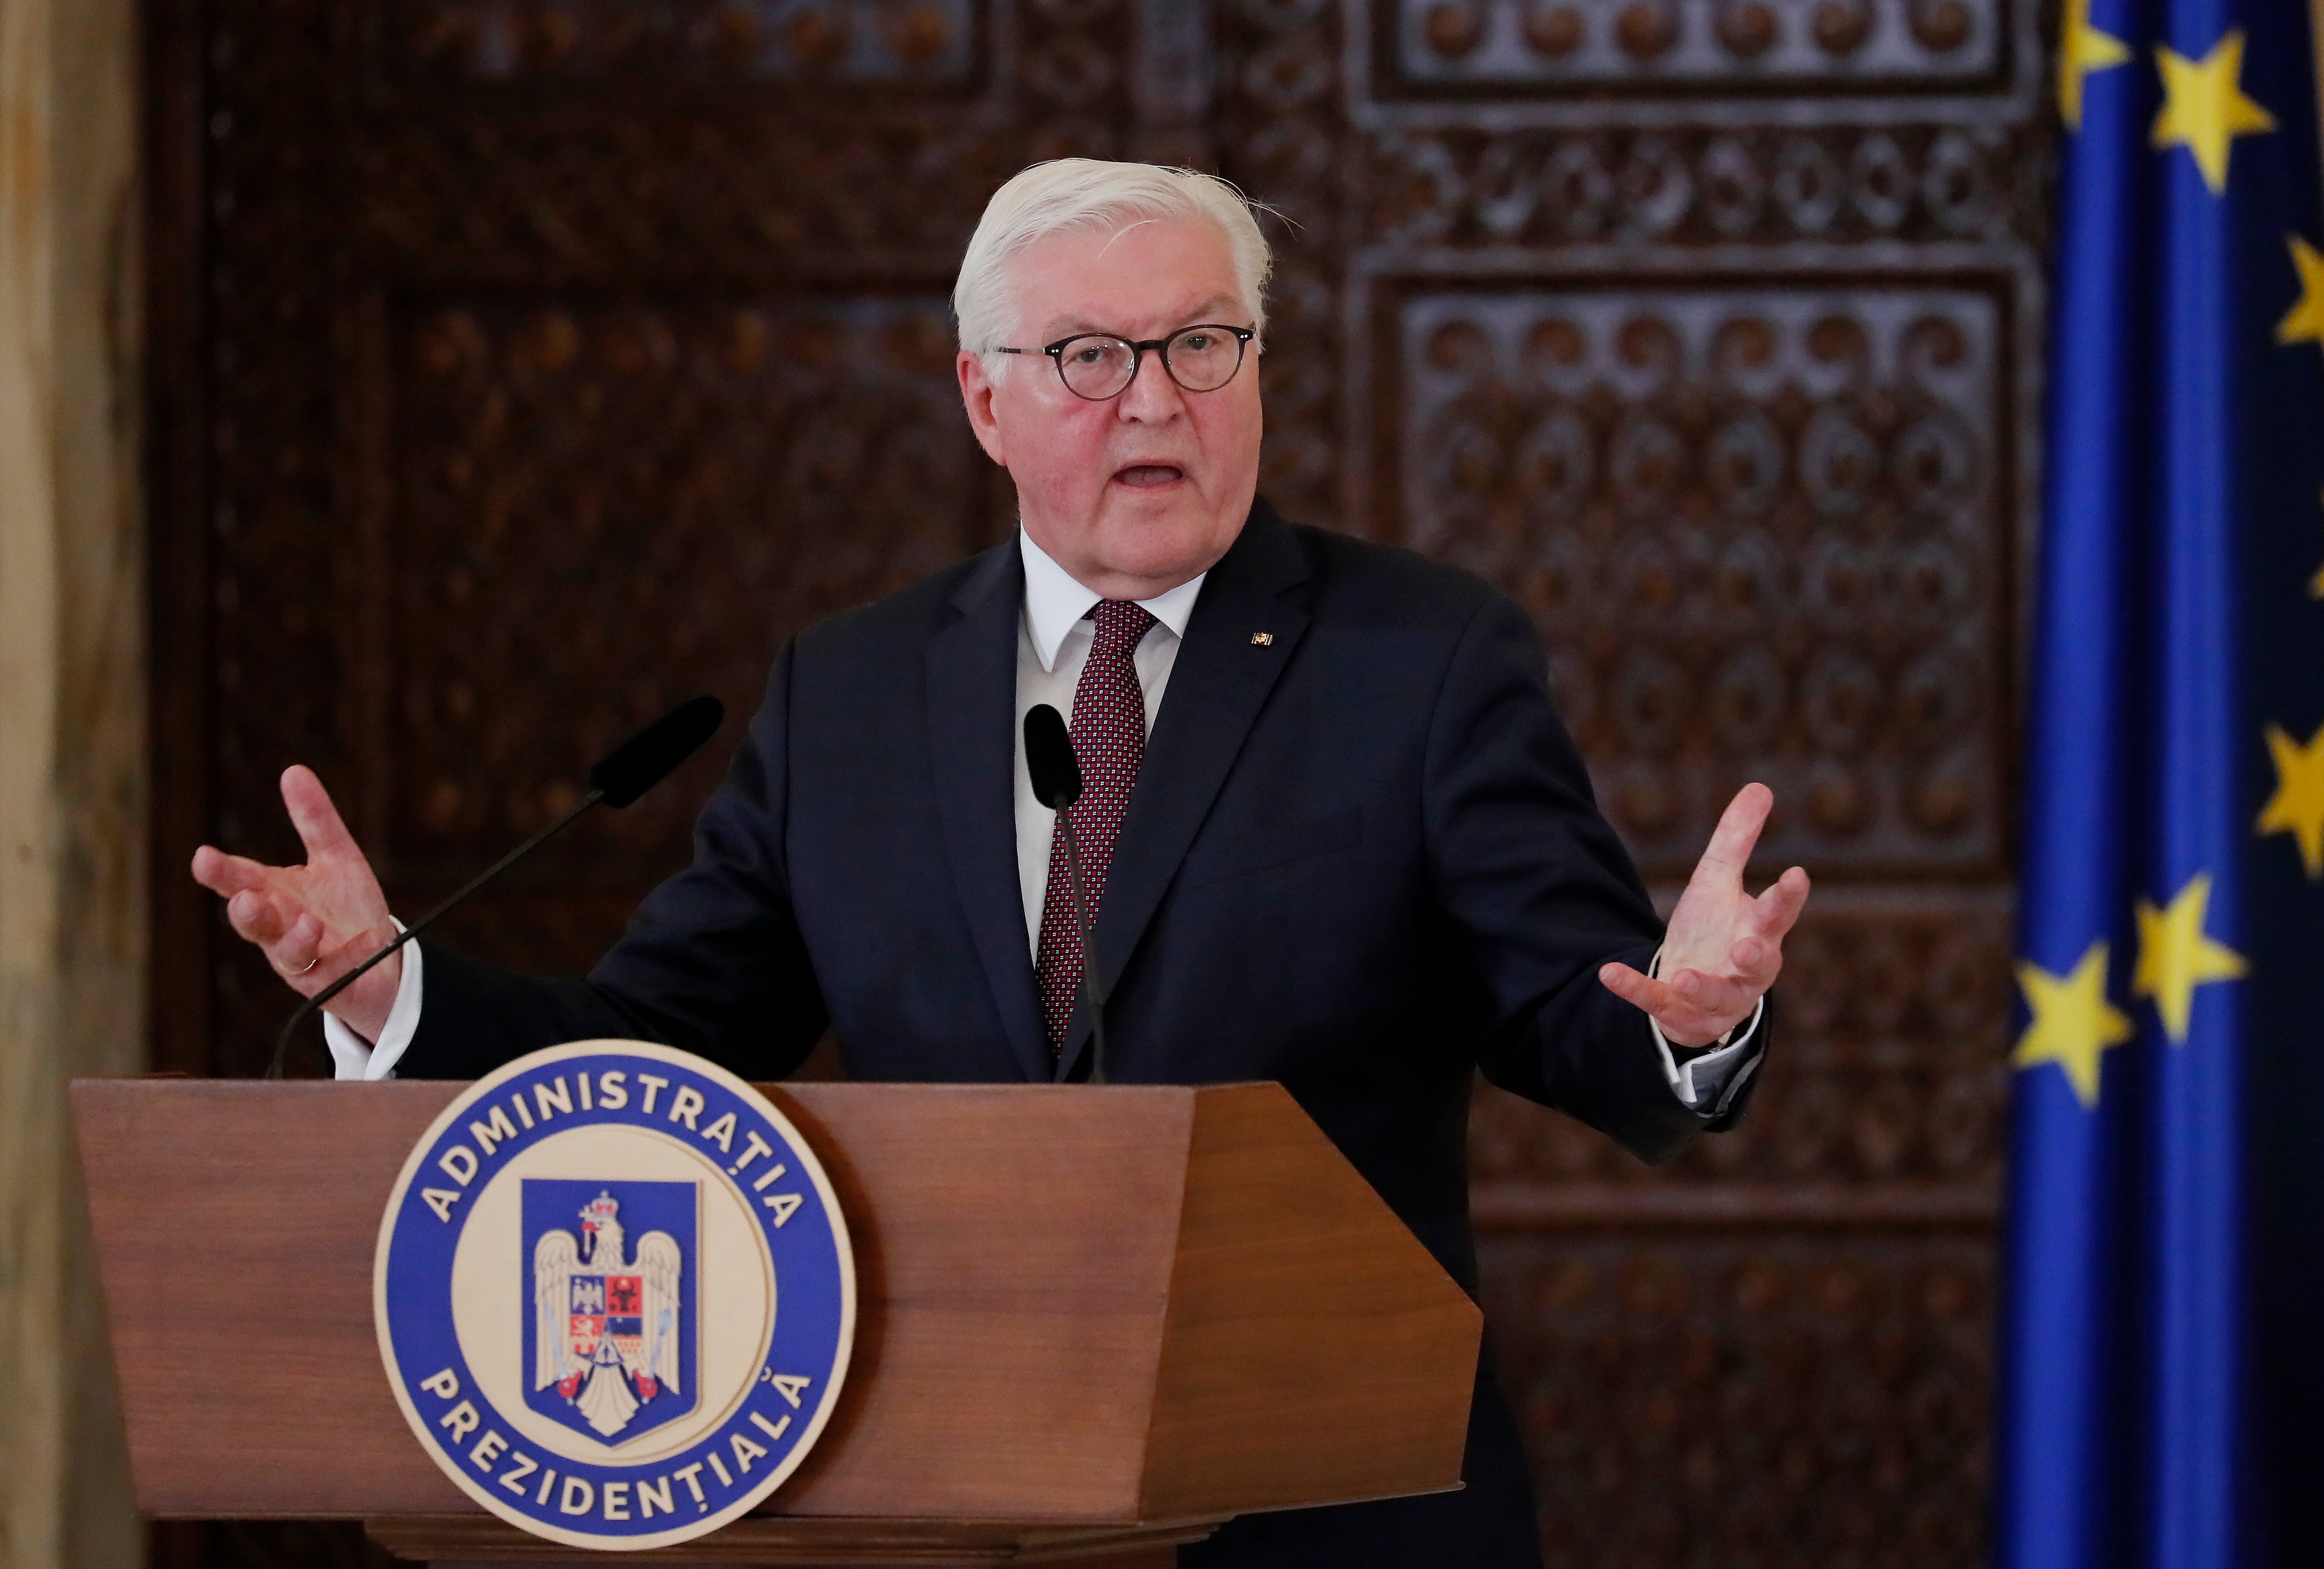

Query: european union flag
2001,0,2324,1564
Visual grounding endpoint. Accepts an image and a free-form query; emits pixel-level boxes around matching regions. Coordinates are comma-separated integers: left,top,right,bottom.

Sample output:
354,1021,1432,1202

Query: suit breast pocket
1178,807,1364,892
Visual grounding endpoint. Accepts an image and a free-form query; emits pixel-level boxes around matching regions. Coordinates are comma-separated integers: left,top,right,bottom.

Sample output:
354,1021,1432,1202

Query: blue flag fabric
2001,1,2324,1565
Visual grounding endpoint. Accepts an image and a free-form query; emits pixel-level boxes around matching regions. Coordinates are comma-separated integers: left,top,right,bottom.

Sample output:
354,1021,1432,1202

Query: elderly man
193,159,1809,1567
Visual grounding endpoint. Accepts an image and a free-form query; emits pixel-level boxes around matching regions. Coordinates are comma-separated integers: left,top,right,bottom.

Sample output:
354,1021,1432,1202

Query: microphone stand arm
265,787,606,1079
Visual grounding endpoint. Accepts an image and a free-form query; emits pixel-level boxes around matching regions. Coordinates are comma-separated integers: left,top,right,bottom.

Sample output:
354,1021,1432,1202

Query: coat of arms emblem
524,1181,697,1441
374,1040,855,1552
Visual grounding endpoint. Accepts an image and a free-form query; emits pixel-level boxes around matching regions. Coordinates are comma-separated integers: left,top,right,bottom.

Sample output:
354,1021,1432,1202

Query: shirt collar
1018,528,1207,673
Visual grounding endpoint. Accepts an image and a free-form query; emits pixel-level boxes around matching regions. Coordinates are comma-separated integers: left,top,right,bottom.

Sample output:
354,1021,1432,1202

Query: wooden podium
73,1079,1481,1567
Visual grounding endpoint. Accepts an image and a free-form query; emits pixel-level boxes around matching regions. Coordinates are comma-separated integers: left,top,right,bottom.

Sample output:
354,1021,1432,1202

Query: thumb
281,765,363,865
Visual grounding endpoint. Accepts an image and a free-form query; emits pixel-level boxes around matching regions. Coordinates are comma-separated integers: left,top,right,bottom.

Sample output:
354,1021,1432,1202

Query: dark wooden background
144,2,2048,1565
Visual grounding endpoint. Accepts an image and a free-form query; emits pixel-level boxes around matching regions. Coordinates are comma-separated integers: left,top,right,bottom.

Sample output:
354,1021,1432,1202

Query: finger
225,887,288,945
1750,865,1813,939
1663,965,1759,1024
1726,933,1782,993
191,844,273,897
1691,783,1775,887
268,912,327,981
281,765,363,866
1613,956,1769,1046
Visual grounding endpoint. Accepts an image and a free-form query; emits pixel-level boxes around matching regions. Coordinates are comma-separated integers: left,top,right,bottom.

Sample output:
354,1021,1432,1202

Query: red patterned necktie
1035,599,1159,1051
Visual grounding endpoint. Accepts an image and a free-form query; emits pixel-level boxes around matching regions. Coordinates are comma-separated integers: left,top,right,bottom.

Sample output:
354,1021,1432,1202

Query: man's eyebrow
1035,296,1246,339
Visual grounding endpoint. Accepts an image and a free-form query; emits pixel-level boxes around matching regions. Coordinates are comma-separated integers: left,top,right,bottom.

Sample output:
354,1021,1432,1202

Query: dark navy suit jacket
397,500,1764,1567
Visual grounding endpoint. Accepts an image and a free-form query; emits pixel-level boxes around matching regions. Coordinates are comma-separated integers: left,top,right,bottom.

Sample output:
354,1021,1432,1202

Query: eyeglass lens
1054,326,1245,399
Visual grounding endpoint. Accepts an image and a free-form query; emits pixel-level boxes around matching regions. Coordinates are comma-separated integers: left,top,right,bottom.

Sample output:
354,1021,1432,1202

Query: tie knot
1089,599,1158,657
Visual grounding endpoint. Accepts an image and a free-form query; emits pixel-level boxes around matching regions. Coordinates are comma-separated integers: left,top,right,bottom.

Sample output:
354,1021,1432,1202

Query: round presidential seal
374,1040,854,1551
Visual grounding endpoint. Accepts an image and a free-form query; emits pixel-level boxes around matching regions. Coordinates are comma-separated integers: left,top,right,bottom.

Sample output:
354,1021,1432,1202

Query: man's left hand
1598,782,1810,1048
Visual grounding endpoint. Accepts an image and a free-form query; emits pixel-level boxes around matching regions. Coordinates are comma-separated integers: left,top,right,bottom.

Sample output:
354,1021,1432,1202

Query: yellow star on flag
2257,720,2324,878
2059,0,2133,131
2152,28,2277,193
2014,941,2133,1108
2278,237,2324,350
2133,872,2247,1042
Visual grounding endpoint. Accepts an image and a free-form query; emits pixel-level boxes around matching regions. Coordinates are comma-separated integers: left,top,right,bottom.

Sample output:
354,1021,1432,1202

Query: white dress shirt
333,528,1758,1107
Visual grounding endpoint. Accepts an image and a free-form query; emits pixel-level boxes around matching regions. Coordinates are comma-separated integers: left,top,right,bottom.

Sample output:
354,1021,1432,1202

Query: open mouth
1112,464,1186,488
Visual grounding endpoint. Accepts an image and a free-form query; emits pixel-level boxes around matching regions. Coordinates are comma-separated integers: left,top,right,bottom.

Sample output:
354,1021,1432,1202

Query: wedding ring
294,956,319,975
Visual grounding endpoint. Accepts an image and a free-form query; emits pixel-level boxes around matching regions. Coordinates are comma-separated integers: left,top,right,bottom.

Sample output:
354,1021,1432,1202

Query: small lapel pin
1251,631,1275,646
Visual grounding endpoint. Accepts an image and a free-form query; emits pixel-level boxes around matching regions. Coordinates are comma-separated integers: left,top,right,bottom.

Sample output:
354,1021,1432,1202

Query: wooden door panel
1379,0,2009,92
380,295,978,872
1476,1230,1992,1569
1388,281,2009,876
383,0,987,84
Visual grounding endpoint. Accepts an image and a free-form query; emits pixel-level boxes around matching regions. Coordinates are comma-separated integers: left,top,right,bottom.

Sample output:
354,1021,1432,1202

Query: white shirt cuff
324,922,424,1081
1642,944,1766,1113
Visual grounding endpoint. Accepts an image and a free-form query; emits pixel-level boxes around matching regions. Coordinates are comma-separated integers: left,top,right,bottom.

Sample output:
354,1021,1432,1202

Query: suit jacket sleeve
393,643,828,1081
1424,594,1765,1165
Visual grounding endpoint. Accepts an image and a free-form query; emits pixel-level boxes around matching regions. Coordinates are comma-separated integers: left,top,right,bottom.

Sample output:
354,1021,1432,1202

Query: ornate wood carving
1387,0,2005,89
147,1,2045,1563
386,0,983,83
383,295,977,875
1396,286,2005,873
1476,1231,1992,1568
1360,125,2040,246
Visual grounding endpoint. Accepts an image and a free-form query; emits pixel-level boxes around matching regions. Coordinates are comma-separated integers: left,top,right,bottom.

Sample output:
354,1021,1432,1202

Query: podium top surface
74,1078,1480,1530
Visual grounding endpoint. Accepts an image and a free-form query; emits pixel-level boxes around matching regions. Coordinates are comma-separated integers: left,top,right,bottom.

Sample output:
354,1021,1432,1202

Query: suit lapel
926,539,1053,1083
1056,503,1315,1081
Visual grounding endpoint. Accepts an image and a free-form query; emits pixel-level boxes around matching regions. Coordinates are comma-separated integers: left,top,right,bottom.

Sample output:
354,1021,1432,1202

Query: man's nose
1114,351,1185,420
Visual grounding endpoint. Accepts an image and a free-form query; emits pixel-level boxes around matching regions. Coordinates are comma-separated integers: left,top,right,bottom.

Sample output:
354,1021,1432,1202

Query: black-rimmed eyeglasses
993,324,1256,401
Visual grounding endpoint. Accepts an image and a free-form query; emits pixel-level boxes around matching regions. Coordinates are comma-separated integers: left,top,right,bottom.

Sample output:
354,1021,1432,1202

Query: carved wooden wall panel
148,1,2047,1564
387,0,984,83
1475,1230,1993,1569
385,296,975,867
1396,285,2004,873
1388,0,2005,88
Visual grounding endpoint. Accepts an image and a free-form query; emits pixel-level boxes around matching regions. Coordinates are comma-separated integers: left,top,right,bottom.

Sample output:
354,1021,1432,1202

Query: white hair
952,159,1274,373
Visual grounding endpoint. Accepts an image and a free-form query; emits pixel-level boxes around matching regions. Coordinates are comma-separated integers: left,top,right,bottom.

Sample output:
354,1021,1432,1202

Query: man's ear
956,350,1008,467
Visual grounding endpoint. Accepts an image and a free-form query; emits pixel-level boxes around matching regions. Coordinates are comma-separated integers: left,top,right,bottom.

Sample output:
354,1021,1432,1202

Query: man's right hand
190,765,402,1042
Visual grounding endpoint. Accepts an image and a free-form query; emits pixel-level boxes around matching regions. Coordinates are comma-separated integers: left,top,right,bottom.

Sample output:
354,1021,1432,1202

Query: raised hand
1598,783,1810,1049
189,766,402,1041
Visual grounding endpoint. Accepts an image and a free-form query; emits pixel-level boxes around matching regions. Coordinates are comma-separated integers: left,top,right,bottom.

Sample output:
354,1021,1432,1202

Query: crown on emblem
579,1191,619,1226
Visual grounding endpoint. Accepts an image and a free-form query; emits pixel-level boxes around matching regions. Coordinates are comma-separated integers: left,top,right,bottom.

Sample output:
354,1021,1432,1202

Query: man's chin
1097,480,1206,531
1089,497,1235,582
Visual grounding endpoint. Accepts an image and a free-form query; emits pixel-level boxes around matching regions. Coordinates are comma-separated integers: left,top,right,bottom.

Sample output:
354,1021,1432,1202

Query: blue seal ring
374,1041,855,1551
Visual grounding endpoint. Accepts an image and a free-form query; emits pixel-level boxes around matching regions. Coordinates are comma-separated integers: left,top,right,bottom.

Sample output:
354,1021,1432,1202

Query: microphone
264,695,726,1079
1024,703,1110,1085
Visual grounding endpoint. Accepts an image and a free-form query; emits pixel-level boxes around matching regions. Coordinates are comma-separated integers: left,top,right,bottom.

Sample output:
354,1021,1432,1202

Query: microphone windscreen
588,695,726,807
1023,704,1082,810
